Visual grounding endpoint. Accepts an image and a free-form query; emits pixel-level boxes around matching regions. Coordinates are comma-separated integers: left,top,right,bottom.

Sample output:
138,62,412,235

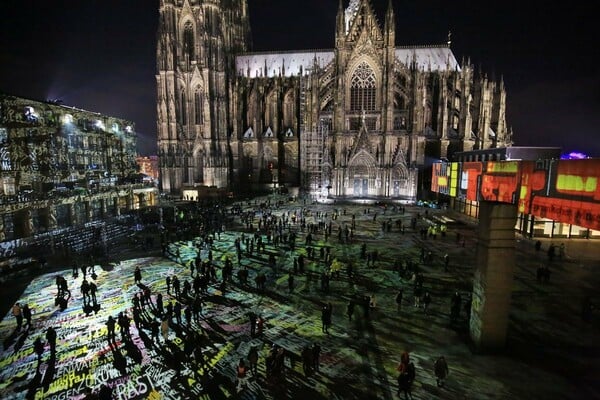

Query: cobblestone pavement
0,196,599,399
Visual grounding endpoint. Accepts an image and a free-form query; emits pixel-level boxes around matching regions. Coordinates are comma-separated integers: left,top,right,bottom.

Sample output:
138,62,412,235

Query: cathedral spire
336,0,346,39
384,0,395,46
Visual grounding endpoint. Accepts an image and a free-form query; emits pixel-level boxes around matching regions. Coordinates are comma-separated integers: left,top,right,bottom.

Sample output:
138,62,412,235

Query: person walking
247,346,259,377
118,312,131,341
22,304,32,329
434,356,449,387
89,281,98,304
397,351,415,400
106,316,116,344
236,359,248,392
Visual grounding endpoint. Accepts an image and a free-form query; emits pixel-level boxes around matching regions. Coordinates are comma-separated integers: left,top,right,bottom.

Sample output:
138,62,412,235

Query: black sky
0,0,597,157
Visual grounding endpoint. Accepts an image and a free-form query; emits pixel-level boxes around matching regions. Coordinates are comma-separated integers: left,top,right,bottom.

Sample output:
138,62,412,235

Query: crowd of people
8,193,587,399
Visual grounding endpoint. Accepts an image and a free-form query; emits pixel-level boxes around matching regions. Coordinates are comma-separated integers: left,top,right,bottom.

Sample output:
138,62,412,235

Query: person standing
395,289,403,312
12,303,23,331
450,292,462,322
312,342,321,372
346,300,355,322
547,243,556,262
173,301,182,325
247,346,259,377
46,326,57,356
89,281,98,305
33,337,44,369
134,266,142,284
150,319,160,343
161,317,170,342
249,312,257,337
422,291,432,314
156,293,164,317
81,279,90,304
301,345,313,376
184,305,192,326
434,356,449,387
321,303,332,334
413,285,422,308
173,276,181,298
22,304,32,329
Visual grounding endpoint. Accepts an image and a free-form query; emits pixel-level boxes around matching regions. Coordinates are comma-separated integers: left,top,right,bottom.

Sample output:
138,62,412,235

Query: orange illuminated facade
136,155,159,180
432,158,600,237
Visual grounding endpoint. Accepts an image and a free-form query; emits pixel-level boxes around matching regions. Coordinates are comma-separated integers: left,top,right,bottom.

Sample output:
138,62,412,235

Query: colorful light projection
432,159,600,231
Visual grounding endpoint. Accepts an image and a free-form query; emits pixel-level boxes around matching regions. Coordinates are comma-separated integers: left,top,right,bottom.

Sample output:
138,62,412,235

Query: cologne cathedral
156,0,512,199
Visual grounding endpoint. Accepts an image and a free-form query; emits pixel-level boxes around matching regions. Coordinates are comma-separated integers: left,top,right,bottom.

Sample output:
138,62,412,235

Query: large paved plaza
0,196,599,399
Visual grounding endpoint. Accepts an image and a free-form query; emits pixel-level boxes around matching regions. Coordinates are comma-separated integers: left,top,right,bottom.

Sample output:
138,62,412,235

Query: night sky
0,0,597,157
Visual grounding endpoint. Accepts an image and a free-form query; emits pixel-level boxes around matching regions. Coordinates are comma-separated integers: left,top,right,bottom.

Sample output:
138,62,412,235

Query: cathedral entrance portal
353,178,369,196
393,181,400,197
348,150,375,198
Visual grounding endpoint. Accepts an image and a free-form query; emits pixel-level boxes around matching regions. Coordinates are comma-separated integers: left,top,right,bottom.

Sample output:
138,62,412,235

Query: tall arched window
183,22,194,61
194,90,203,125
350,62,376,111
180,90,187,125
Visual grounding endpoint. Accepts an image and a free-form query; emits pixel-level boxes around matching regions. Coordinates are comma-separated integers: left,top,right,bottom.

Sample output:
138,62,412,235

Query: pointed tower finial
447,30,452,48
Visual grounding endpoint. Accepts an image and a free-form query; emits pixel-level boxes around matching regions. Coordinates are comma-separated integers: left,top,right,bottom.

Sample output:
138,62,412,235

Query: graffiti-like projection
0,259,222,400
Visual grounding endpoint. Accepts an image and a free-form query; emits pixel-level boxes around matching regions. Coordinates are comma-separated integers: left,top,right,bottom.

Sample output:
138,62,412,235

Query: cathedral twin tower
157,0,511,199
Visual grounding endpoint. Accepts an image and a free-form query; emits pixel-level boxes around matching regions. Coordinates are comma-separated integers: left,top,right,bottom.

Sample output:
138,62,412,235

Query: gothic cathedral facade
157,0,512,199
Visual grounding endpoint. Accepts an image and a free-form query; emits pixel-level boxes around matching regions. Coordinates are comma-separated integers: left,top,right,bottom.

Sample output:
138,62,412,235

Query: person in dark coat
134,266,142,284
89,282,98,304
301,345,313,376
106,316,116,343
434,356,449,387
395,289,403,312
46,326,57,355
346,300,355,321
312,342,321,372
33,337,44,368
22,304,32,329
247,346,259,376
